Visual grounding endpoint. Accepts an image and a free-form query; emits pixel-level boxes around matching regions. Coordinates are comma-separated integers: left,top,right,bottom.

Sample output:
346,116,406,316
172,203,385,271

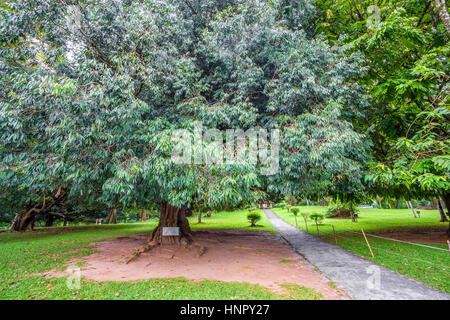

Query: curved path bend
264,209,450,300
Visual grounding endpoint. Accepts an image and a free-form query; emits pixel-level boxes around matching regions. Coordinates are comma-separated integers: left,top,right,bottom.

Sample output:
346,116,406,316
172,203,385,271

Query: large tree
0,0,368,249
315,0,449,222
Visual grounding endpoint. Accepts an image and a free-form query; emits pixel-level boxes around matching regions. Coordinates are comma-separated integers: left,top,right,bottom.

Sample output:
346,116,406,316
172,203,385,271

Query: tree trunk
148,202,193,244
349,202,356,222
434,0,450,36
9,188,68,232
437,199,449,222
185,206,193,217
126,203,195,263
406,200,417,218
198,211,202,224
10,208,36,232
45,214,54,227
105,208,117,224
440,194,450,238
377,196,382,209
141,209,147,222
431,199,437,210
441,193,450,218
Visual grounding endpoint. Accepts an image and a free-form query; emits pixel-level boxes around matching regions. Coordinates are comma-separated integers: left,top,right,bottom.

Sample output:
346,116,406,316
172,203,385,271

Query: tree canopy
0,0,370,232
0,0,448,234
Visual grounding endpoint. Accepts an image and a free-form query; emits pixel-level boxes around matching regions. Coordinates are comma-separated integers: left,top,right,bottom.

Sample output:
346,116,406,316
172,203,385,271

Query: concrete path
264,209,449,300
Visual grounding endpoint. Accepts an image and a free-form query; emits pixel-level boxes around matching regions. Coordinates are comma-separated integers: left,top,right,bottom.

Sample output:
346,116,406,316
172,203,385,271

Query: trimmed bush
291,208,300,226
247,211,262,227
310,213,324,225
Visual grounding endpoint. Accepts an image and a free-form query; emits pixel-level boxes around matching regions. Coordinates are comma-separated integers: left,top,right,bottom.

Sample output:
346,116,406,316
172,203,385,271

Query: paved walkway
264,209,449,300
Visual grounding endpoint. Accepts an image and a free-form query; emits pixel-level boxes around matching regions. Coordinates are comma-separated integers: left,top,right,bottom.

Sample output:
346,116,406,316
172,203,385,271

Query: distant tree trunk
305,199,310,206
441,193,450,218
45,214,54,227
198,211,202,224
185,205,193,217
141,209,147,222
434,0,450,36
406,200,417,218
440,194,450,238
431,199,437,210
349,202,356,222
395,200,399,209
10,208,36,232
10,206,36,232
437,199,448,222
105,208,117,224
376,196,383,209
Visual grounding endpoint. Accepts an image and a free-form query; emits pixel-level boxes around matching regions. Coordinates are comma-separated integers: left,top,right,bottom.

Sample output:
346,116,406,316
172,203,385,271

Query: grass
0,209,315,300
280,259,292,263
188,209,276,232
273,206,450,293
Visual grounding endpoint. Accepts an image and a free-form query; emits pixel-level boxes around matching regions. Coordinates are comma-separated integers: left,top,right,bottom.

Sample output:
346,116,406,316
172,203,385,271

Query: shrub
309,213,324,225
301,212,310,219
325,200,358,219
291,208,299,226
247,211,262,227
300,212,310,231
284,204,292,212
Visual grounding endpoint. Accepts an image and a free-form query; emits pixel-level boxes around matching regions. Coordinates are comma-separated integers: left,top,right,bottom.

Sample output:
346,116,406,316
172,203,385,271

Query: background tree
315,0,449,226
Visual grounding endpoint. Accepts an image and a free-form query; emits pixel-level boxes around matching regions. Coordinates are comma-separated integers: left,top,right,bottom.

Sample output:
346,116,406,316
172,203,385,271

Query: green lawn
188,208,276,232
0,209,318,300
272,206,450,293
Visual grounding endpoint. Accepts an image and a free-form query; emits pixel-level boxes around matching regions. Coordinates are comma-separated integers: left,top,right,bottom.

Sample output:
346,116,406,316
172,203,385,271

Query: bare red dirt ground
48,229,348,299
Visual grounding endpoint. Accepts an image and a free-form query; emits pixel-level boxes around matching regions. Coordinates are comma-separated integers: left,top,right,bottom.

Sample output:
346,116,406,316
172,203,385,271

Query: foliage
325,200,359,218
0,0,370,224
315,0,450,200
309,213,325,225
247,211,262,227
